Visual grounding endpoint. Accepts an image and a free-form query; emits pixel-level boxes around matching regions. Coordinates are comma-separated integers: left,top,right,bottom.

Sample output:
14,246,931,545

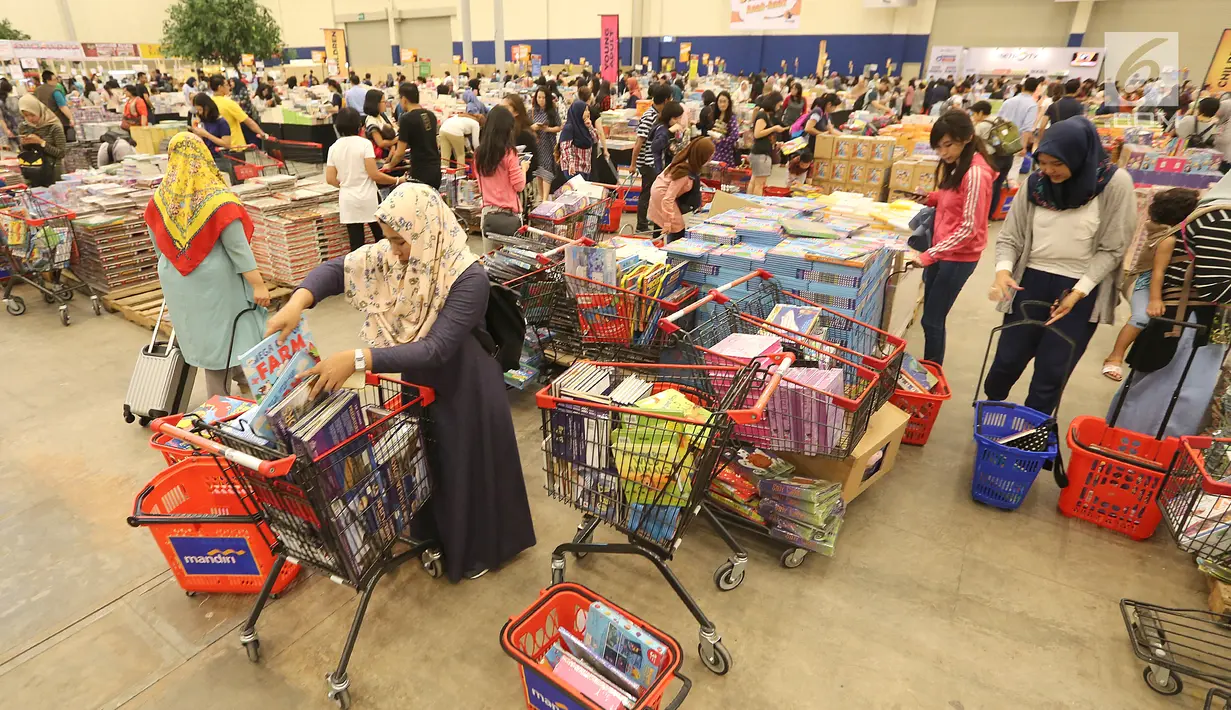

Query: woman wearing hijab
17,95,68,185
144,133,271,397
984,118,1134,415
648,137,715,241
558,92,600,181
624,76,642,109
265,183,536,582
461,89,488,116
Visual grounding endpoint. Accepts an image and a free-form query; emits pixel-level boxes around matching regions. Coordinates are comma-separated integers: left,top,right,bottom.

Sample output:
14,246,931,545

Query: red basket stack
1058,416,1183,540
888,360,952,446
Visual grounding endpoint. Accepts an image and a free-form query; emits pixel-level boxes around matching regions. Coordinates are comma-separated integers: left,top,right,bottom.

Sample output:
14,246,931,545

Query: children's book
246,349,319,442
238,316,321,401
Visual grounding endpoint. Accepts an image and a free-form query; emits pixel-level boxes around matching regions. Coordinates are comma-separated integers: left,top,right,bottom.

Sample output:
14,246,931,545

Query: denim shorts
1129,281,1151,329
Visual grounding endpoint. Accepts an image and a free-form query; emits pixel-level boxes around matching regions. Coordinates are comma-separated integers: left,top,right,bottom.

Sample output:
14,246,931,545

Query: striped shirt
636,106,659,168
1163,206,1231,304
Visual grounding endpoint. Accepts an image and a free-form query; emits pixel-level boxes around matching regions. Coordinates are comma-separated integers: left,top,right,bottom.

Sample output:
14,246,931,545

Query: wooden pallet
102,282,293,335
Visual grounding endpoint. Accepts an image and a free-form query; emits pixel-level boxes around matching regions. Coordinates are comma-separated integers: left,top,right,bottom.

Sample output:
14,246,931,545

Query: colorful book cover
585,601,669,691
247,349,318,442
238,316,321,402
763,304,824,336
558,627,645,697
552,652,636,710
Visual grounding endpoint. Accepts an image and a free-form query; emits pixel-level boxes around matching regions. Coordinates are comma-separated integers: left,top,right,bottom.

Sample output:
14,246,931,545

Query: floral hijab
344,184,478,347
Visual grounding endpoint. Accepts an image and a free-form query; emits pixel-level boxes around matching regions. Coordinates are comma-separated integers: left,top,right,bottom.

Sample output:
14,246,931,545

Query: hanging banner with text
81,43,140,59
324,29,348,72
926,45,963,78
730,0,801,31
1205,29,1231,95
599,15,620,84
9,40,85,60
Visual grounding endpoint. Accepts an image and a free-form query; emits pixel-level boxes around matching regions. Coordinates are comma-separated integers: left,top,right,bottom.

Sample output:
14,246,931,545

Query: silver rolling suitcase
123,301,197,426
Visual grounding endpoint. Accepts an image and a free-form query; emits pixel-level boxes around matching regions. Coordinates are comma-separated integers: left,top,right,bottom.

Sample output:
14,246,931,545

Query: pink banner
599,15,619,84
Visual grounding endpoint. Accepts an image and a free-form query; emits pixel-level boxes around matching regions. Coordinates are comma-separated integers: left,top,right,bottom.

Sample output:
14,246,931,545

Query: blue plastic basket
972,400,1057,510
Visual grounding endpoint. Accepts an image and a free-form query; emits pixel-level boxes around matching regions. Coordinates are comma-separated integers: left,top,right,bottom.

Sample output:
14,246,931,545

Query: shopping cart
1059,318,1204,539
537,356,793,675
1121,598,1231,696
218,143,288,183
261,137,325,176
151,373,443,709
0,185,101,326
501,583,692,710
1208,687,1231,709
565,271,698,361
664,270,906,411
700,161,751,195
1157,436,1231,562
529,181,621,244
126,455,302,596
970,302,1076,510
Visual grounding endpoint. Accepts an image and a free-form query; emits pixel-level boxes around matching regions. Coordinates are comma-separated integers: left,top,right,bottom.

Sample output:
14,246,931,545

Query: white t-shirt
440,115,481,146
1028,198,1101,294
327,136,378,224
1176,115,1220,150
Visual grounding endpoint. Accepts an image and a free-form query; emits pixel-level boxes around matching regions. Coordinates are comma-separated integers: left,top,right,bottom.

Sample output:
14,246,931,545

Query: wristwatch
354,348,366,372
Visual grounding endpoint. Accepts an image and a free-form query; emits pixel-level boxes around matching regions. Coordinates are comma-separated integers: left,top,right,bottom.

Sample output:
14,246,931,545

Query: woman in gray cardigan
984,118,1135,415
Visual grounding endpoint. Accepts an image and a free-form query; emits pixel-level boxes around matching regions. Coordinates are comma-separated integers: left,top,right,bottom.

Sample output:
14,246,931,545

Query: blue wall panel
455,34,933,77
1067,33,1084,48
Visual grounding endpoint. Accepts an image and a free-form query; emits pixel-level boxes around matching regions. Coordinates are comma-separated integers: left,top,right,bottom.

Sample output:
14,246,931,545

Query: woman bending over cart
266,183,536,582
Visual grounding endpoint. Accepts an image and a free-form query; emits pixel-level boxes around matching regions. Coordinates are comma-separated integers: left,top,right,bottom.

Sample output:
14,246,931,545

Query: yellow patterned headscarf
144,133,253,275
344,183,478,347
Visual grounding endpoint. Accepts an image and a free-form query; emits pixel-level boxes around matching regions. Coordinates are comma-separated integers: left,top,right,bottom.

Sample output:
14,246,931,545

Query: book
763,304,825,336
238,316,321,402
246,349,319,442
584,601,669,691
552,651,636,710
266,375,326,447
557,627,644,697
288,389,367,498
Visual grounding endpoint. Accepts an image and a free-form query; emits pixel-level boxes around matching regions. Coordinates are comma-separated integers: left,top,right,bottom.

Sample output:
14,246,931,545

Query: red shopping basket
501,583,691,710
1057,319,1204,539
888,360,952,446
148,404,257,466
127,457,300,595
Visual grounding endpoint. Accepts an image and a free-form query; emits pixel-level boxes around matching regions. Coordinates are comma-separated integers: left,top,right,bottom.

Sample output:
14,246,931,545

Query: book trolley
536,356,793,675
529,180,624,245
151,374,443,709
1120,598,1231,697
0,185,102,326
565,270,698,364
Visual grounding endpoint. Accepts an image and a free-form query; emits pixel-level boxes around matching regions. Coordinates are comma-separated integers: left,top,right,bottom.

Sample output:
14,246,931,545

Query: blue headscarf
1027,117,1117,211
462,90,487,115
559,99,594,149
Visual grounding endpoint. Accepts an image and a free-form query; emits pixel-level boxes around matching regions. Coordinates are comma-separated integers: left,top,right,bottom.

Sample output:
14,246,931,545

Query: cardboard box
848,161,869,186
871,137,897,165
813,159,832,182
780,403,911,503
889,160,917,192
813,133,836,160
867,164,888,187
852,137,873,162
830,160,850,184
834,135,859,161
862,186,885,201
913,162,938,193
1208,577,1231,614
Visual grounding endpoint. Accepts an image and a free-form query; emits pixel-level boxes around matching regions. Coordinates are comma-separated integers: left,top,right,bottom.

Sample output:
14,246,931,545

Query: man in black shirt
384,82,442,189
1038,78,1085,139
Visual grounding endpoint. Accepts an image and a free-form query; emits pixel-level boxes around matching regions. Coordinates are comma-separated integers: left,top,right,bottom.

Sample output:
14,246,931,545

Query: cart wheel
6,296,26,316
551,555,566,586
330,689,352,710
42,291,55,304
421,550,443,579
1142,666,1182,695
572,528,593,560
58,287,74,302
124,411,135,424
59,307,70,327
781,548,807,569
139,416,150,427
243,639,261,663
713,561,745,592
184,591,197,598
698,640,732,675
91,296,102,316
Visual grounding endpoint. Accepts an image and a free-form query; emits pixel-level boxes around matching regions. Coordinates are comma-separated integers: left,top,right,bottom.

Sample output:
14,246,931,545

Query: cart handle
727,352,795,425
518,225,595,263
662,671,692,710
126,482,262,528
151,421,294,477
660,269,771,332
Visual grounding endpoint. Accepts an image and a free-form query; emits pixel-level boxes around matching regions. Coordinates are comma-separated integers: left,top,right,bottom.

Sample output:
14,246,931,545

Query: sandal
1102,361,1124,382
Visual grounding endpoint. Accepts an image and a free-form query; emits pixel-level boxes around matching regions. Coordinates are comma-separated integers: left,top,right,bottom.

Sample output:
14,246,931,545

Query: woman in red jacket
914,110,995,364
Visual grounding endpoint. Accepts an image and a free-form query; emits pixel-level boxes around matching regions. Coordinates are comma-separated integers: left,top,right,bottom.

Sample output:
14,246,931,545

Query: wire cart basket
1207,686,1231,709
700,161,751,195
1157,436,1231,563
565,271,698,360
536,356,793,676
262,137,326,176
0,185,101,326
1120,598,1231,696
151,374,444,709
219,144,289,183
529,181,621,244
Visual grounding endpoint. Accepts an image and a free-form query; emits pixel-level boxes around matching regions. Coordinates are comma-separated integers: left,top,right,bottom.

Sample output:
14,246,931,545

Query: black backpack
18,145,56,187
473,280,526,372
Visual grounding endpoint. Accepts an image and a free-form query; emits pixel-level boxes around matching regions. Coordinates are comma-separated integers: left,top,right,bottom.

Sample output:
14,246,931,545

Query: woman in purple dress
709,90,740,168
265,183,535,582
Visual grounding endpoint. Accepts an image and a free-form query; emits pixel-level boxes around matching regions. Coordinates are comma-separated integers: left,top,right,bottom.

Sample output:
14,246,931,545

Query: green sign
418,62,431,79
357,12,365,20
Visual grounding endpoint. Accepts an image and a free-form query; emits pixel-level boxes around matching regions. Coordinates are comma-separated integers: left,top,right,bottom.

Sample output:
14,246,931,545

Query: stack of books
707,446,795,526
757,476,845,556
246,197,350,285
70,210,160,292
482,246,544,284
684,222,738,245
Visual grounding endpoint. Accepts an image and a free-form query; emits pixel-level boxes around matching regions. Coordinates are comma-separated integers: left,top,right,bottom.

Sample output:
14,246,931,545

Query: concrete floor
0,222,1215,710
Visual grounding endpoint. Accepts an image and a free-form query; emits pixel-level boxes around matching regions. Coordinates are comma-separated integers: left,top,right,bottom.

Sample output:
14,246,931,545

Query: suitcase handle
152,421,293,477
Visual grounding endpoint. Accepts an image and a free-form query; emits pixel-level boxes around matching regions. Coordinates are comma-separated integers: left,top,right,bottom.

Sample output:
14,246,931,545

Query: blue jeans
921,259,978,364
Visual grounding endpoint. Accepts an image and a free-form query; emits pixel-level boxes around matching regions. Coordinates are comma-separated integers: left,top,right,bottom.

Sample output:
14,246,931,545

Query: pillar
631,0,642,71
892,0,935,73
459,0,474,69
388,0,401,66
1067,0,1093,48
494,0,506,70
57,0,77,41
